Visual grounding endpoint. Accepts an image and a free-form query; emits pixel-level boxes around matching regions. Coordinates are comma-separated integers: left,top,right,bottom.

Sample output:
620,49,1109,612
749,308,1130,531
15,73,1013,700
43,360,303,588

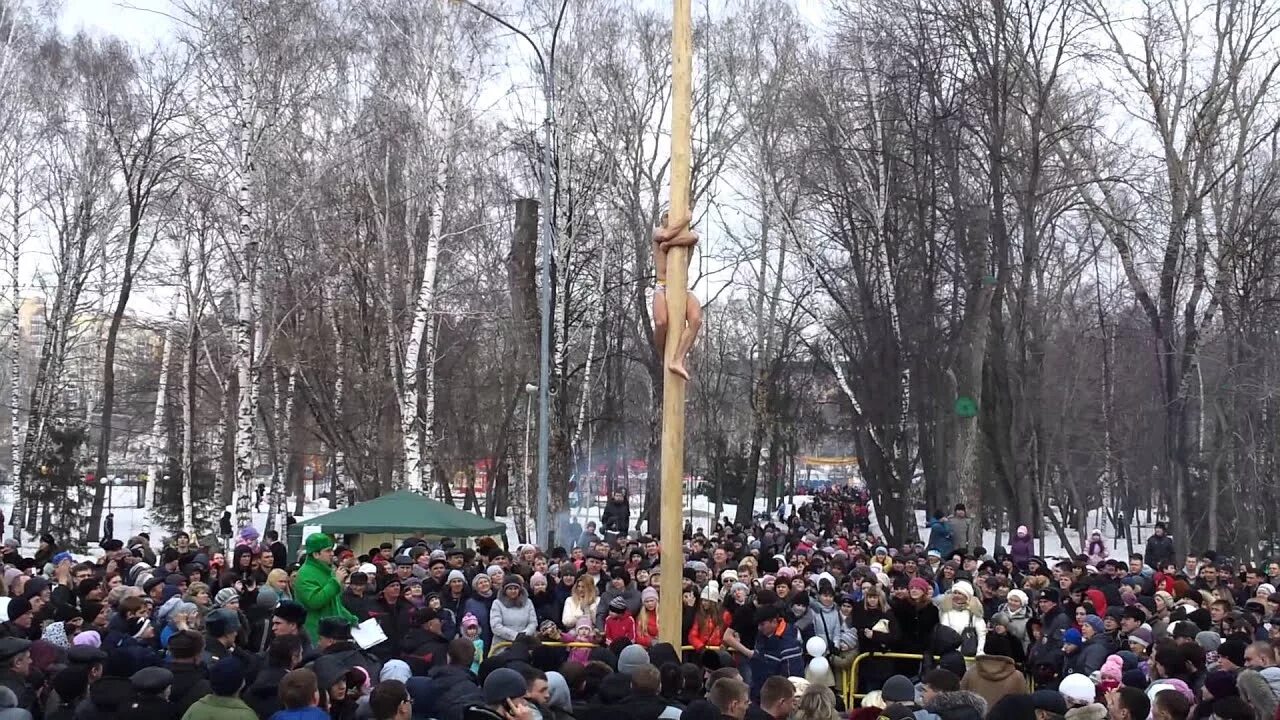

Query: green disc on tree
982,274,997,286
954,396,978,418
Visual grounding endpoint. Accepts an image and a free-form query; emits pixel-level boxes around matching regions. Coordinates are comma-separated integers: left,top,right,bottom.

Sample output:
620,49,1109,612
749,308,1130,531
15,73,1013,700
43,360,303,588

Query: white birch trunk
143,305,176,532
269,363,295,533
328,300,350,507
232,0,259,531
399,127,450,496
180,319,196,536
7,177,20,535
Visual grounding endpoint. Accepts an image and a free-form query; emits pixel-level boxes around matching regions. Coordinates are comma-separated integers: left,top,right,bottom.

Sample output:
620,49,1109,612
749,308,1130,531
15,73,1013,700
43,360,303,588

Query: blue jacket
269,707,332,720
748,620,804,702
926,519,954,556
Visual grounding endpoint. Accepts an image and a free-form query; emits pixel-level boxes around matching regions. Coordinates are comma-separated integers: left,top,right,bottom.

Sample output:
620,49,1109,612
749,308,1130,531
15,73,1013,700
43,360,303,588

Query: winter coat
594,588,641,629
999,604,1031,650
421,665,483,720
399,628,450,672
180,695,258,720
244,666,288,720
946,517,970,551
747,619,803,703
167,663,213,719
806,600,842,655
937,596,986,655
462,594,495,651
0,688,30,720
1144,534,1176,571
489,588,538,643
687,617,722,651
293,556,357,641
266,707,330,720
922,691,988,720
891,597,939,653
960,656,1026,710
339,590,374,621
1067,634,1114,676
1063,704,1107,720
926,519,954,557
600,501,630,534
603,613,636,644
849,604,895,653
1008,536,1034,568
560,596,598,630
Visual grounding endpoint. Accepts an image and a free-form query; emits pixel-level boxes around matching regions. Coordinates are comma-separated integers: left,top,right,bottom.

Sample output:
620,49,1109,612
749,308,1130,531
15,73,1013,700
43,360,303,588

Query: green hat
305,533,334,555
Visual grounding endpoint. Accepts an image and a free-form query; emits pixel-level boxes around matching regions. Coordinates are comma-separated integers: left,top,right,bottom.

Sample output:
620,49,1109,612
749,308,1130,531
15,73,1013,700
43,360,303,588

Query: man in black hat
744,606,802,703
400,609,449,673
0,637,35,713
1,597,33,640
167,630,212,716
310,618,381,680
271,601,310,649
1036,587,1071,643
127,666,175,718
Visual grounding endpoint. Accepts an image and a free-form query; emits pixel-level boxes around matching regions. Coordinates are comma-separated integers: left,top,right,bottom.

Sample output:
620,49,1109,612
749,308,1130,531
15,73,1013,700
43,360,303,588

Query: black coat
167,662,211,718
890,597,939,653
123,694,177,720
422,665,483,720
244,666,288,720
601,501,630,534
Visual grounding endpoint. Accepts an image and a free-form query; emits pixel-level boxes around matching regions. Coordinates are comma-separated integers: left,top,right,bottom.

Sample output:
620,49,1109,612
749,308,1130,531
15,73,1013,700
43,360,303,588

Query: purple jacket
1010,535,1034,567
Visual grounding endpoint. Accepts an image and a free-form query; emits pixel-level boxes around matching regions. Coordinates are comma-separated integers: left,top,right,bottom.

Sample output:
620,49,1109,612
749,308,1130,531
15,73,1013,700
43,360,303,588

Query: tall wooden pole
658,0,693,649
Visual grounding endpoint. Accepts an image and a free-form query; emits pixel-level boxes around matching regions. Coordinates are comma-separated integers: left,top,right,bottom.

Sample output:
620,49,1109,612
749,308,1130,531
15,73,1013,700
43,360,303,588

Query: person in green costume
293,532,357,640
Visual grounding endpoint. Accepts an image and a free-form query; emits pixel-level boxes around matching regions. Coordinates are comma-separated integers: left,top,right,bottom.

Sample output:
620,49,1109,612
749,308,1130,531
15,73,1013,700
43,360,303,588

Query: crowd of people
0,488,1274,720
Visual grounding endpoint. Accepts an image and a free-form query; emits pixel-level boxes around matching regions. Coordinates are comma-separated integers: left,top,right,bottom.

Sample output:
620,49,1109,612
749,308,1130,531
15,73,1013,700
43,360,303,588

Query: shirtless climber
652,214,703,380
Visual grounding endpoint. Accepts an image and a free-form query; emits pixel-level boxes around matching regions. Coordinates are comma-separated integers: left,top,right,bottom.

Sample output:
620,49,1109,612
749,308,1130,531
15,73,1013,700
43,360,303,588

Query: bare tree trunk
143,305,176,532
233,0,259,531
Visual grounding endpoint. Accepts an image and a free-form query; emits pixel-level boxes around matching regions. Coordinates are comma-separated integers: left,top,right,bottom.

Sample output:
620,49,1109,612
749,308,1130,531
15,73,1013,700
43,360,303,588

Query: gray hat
618,644,650,675
448,570,466,584
483,668,529,705
206,608,241,637
130,667,174,694
882,674,916,703
0,638,30,663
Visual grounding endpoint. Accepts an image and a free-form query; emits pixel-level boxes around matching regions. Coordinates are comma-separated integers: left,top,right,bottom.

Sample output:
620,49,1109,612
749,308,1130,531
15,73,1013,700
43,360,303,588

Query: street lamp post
450,0,563,548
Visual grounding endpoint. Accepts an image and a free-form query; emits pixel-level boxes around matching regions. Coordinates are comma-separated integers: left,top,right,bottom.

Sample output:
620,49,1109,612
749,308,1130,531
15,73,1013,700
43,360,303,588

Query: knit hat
1016,525,1028,537
1082,614,1104,635
1195,630,1222,652
618,644,650,675
72,631,101,648
1030,690,1068,715
304,533,333,555
483,668,529,705
608,595,627,612
447,569,466,584
882,675,915,703
1127,627,1153,648
206,608,240,637
700,581,720,602
1059,673,1096,705
1063,628,1083,646
950,580,974,599
52,551,73,565
1219,635,1248,667
7,596,30,622
214,588,239,608
1006,589,1028,606
574,616,593,630
1204,670,1239,699
209,657,247,696
641,587,659,603
1100,654,1123,681
908,577,932,594
461,612,479,630
41,623,69,649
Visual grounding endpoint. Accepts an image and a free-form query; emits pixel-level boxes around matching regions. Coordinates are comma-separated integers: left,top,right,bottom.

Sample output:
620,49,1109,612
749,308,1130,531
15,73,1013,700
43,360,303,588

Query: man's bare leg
652,287,668,357
668,292,702,380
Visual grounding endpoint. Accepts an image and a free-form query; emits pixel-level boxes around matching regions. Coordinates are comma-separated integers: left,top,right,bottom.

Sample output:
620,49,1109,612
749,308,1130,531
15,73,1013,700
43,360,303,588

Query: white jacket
561,595,599,628
937,588,986,655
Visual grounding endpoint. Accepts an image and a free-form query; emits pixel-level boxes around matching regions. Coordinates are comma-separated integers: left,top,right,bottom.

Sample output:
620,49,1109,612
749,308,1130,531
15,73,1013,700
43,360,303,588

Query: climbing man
652,214,702,380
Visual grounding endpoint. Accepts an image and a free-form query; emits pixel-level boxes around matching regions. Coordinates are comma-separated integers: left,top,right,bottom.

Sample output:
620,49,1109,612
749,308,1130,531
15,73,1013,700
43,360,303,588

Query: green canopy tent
286,490,505,559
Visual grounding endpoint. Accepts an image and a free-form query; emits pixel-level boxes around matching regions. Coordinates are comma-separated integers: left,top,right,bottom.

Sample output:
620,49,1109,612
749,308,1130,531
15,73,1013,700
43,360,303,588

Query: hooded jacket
490,586,538,642
959,656,1026,710
806,598,842,653
421,665,484,720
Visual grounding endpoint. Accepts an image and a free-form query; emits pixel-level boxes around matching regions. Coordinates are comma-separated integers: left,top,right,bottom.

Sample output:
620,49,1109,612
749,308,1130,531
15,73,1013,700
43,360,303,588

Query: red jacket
604,612,637,644
636,613,659,648
688,619,723,651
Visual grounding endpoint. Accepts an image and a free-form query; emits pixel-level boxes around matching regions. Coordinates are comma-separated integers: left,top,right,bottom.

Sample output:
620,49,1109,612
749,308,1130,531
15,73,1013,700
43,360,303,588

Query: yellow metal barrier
843,653,982,708
489,640,719,655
